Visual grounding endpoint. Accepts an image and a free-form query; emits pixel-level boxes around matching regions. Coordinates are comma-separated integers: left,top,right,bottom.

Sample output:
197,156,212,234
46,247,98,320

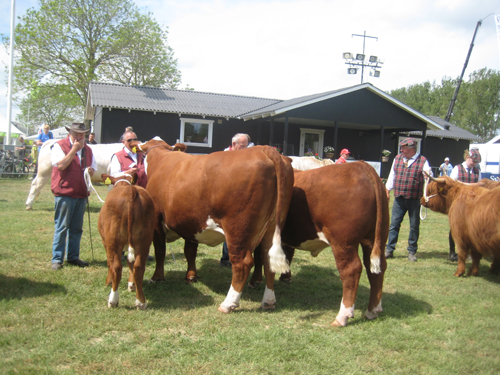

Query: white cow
290,156,334,171
26,140,123,210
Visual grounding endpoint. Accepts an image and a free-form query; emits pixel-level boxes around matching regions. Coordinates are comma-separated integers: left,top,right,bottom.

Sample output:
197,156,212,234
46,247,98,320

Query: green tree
389,68,500,141
2,0,181,123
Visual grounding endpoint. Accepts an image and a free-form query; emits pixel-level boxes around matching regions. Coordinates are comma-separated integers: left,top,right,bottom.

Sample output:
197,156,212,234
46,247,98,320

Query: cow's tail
127,187,138,263
264,147,291,274
366,166,389,274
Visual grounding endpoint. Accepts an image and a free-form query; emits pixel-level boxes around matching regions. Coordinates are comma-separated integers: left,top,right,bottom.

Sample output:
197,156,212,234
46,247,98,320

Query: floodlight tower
343,31,383,83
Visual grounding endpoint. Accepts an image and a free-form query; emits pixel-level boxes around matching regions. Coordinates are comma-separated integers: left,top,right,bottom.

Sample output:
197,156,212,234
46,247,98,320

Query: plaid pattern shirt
457,164,480,183
392,154,427,199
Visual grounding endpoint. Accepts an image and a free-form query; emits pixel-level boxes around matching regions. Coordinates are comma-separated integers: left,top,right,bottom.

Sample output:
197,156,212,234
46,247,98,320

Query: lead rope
84,168,106,203
420,175,438,220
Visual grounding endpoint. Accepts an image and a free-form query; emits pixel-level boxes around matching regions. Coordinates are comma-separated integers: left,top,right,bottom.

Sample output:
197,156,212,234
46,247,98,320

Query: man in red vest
50,123,96,270
110,130,147,188
385,138,432,262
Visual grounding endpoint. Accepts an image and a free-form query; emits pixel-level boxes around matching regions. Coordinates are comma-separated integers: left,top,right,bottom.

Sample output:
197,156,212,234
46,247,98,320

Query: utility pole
343,31,383,83
351,31,378,84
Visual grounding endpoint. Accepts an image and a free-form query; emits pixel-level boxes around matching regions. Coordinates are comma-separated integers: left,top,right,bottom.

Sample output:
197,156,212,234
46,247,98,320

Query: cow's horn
424,171,445,183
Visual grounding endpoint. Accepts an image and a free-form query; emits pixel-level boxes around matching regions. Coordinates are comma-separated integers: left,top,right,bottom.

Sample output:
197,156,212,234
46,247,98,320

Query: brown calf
98,173,155,309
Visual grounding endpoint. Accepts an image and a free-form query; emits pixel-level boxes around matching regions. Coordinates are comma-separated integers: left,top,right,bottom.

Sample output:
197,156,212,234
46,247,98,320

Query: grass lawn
0,178,499,374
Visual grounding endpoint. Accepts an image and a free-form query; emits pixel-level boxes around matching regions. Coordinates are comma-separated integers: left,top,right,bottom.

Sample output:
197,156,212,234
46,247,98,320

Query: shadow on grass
0,274,67,300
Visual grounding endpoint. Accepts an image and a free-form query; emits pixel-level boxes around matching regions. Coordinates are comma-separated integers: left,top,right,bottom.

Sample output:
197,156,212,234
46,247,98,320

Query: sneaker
408,253,417,262
385,250,394,259
51,262,63,270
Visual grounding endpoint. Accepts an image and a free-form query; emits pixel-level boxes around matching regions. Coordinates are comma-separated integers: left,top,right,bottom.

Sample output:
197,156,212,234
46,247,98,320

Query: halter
145,144,170,155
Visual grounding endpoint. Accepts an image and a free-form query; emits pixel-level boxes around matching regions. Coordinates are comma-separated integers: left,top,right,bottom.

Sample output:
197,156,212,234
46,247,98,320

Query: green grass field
1,178,499,374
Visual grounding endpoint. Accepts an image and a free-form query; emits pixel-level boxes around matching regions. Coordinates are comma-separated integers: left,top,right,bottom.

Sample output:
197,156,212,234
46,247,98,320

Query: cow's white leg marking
370,255,381,274
261,286,276,310
127,245,135,263
108,289,119,308
218,285,241,313
364,300,383,320
128,282,135,292
333,299,355,327
269,228,290,274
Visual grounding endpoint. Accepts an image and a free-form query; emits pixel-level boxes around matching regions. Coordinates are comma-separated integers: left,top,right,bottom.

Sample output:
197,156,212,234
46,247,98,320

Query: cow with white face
289,156,334,171
25,140,123,210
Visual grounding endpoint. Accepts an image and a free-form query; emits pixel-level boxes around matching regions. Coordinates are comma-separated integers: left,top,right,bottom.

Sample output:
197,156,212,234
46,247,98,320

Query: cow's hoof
261,301,276,310
279,276,292,283
364,310,379,320
135,300,147,310
331,319,347,327
454,272,465,277
26,206,32,211
185,276,198,284
128,282,136,292
248,280,262,289
218,304,237,313
149,277,165,283
108,301,119,308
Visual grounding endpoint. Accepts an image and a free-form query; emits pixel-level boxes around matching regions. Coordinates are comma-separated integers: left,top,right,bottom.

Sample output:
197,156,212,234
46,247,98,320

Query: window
180,118,213,148
299,128,325,157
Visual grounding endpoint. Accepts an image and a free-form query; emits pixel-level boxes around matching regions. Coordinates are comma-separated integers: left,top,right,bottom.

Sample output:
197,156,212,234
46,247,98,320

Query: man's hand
87,167,95,177
72,138,85,152
386,189,391,201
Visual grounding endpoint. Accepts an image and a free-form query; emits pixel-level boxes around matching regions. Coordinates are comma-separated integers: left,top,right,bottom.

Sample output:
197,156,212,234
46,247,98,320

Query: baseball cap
340,148,350,155
444,157,450,162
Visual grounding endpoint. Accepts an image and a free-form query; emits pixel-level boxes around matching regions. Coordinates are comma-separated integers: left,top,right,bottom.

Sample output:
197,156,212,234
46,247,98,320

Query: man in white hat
49,122,96,270
439,157,453,176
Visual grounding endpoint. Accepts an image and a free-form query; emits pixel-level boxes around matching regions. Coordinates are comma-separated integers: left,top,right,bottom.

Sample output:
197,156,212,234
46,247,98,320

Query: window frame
179,117,214,148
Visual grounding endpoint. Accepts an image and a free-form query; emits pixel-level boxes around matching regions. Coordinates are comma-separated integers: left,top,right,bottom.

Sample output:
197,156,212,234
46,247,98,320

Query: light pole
343,31,383,83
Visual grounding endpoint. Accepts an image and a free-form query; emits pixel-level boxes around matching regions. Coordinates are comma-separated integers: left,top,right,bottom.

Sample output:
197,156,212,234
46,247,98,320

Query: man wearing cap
447,149,482,261
50,123,96,270
439,157,453,176
385,138,432,262
110,130,147,188
335,149,350,164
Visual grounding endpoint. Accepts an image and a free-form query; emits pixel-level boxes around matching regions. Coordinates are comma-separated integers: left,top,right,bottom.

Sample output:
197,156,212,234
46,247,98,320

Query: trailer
470,135,500,180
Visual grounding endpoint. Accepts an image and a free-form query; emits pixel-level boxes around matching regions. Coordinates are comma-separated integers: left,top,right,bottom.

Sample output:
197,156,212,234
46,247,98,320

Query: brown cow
421,175,500,276
250,162,389,327
98,173,155,309
128,138,294,313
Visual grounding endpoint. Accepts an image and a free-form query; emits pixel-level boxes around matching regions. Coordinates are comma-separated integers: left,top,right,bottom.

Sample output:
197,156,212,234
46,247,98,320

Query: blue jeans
51,196,87,264
386,197,421,255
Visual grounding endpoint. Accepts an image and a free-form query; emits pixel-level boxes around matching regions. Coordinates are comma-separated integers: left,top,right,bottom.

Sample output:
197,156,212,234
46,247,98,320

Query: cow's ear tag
132,147,137,153
439,187,443,192
104,177,112,185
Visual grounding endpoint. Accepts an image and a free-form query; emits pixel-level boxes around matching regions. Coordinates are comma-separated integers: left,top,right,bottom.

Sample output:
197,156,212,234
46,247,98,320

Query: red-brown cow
98,173,155,309
421,175,500,276
250,161,389,327
129,138,294,313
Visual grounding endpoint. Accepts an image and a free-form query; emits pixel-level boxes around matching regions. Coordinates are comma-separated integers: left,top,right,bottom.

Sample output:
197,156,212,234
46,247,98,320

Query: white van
470,135,500,180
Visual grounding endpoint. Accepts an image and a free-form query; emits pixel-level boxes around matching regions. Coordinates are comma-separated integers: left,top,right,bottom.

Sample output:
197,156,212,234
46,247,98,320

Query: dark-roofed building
85,81,477,177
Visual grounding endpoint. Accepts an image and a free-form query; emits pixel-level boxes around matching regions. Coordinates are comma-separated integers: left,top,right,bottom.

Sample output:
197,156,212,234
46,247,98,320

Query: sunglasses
126,138,138,142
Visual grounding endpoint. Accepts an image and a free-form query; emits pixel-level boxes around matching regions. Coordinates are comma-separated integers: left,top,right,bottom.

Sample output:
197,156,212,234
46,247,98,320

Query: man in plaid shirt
385,138,432,261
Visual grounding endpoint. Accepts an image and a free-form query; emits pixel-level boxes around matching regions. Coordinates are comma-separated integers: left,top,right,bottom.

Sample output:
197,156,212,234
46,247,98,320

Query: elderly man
446,149,482,261
50,123,96,270
224,133,250,151
385,138,432,262
439,157,453,176
110,130,147,188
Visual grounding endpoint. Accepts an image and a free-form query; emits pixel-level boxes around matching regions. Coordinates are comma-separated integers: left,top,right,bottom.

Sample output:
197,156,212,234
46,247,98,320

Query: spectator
220,133,251,267
32,124,54,179
119,126,134,142
50,123,96,270
335,148,350,164
87,132,97,144
16,136,26,159
447,149,482,261
110,130,147,188
439,157,453,176
385,138,432,262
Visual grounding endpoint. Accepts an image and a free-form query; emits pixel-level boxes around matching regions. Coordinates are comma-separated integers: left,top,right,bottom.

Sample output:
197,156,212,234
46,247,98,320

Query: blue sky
1,0,500,130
